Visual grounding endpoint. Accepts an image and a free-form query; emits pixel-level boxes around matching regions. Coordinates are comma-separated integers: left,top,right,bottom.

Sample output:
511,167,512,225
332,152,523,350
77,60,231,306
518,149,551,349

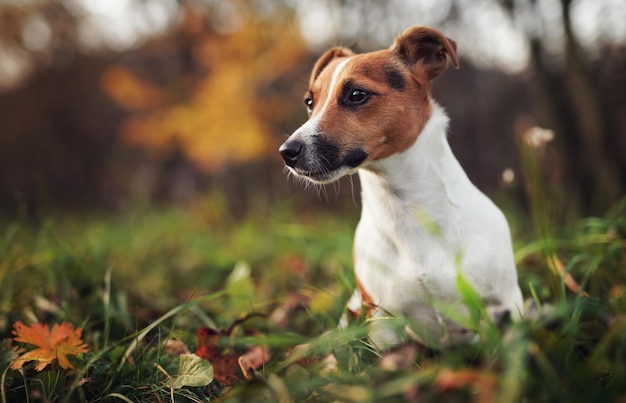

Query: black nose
279,140,304,168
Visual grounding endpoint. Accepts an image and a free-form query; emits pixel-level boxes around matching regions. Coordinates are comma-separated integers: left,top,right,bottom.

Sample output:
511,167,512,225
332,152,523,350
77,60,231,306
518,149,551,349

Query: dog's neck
358,102,474,228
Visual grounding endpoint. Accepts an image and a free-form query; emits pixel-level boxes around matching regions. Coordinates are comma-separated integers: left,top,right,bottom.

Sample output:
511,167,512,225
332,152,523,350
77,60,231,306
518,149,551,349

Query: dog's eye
346,89,371,105
304,96,314,111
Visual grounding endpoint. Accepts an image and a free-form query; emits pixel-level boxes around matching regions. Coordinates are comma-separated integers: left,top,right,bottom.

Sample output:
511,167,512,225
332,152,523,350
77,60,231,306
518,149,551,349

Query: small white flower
525,127,554,148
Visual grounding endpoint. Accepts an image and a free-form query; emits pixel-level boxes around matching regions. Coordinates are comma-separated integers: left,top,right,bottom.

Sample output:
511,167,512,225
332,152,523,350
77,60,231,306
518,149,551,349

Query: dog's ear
311,47,354,82
391,27,458,81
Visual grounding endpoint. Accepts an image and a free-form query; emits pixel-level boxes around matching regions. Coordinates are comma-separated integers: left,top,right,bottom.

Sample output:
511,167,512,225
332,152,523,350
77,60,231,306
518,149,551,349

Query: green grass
1,192,625,402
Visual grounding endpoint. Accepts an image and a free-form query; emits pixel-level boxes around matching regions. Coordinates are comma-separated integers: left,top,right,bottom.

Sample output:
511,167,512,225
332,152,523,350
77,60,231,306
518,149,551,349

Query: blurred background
0,0,625,219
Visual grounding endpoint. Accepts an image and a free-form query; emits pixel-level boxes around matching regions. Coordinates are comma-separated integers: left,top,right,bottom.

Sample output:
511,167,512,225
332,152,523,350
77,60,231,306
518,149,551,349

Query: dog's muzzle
279,137,368,184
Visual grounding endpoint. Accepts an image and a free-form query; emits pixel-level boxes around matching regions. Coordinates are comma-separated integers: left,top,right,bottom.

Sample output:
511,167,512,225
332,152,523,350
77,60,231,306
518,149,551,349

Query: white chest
350,123,523,328
353,190,462,312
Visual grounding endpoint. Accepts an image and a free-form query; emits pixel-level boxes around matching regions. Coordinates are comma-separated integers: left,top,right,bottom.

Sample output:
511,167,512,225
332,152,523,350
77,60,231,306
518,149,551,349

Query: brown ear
311,47,354,82
391,27,458,81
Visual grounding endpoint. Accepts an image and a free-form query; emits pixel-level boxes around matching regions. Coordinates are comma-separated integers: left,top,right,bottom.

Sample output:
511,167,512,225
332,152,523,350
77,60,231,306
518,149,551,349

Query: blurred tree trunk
502,0,623,215
559,0,623,212
526,35,585,216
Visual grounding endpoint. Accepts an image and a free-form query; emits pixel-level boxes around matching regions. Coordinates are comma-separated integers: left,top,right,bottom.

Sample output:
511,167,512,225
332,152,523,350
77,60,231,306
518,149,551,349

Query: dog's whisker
348,174,358,207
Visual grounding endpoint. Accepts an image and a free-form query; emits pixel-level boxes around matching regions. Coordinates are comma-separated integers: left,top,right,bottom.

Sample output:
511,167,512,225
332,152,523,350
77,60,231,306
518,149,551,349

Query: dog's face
279,26,458,184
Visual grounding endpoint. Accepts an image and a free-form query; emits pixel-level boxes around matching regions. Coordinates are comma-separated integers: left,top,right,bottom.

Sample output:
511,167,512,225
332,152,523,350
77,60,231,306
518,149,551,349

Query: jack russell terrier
279,26,523,348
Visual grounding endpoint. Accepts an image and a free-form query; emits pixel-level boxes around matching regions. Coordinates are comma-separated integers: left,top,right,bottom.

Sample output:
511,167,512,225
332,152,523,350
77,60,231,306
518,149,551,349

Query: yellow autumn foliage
103,12,307,171
101,66,166,111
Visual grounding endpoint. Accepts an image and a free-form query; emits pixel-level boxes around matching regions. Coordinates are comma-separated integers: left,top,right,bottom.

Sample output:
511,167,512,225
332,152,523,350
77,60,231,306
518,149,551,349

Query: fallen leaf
195,324,270,386
164,339,191,356
268,291,311,328
379,343,418,371
11,321,89,371
238,345,270,379
172,353,214,389
195,327,243,386
283,344,337,376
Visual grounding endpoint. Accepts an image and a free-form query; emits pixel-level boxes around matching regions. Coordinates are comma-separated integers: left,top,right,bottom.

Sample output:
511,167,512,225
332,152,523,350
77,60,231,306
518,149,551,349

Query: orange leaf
10,321,89,372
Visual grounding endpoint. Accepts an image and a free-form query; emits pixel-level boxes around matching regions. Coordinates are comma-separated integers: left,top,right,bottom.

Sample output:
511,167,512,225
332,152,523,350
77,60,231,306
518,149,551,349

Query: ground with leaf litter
1,200,625,402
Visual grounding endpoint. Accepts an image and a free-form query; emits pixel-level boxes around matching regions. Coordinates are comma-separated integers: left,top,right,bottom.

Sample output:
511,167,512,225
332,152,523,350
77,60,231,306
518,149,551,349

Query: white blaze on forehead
320,57,352,113
306,57,352,130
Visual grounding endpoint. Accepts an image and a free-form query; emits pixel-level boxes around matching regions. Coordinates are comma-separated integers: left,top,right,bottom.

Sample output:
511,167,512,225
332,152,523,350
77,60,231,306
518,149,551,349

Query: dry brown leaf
195,324,270,386
164,339,191,356
238,345,270,379
379,343,418,371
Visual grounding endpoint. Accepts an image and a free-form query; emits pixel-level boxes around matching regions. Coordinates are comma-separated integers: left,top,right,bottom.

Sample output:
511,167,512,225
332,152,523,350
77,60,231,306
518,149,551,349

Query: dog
279,26,523,348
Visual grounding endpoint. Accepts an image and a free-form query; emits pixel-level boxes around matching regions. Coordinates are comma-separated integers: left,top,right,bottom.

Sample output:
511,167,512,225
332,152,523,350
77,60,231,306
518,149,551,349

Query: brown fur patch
310,47,354,82
311,51,432,161
391,26,458,81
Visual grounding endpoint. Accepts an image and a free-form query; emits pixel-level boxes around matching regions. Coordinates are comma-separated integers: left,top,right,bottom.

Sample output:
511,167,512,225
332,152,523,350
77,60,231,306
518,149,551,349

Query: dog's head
279,26,458,184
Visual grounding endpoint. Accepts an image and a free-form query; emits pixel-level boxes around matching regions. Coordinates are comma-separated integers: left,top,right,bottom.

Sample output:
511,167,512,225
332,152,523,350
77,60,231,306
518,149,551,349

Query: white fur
348,103,523,348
